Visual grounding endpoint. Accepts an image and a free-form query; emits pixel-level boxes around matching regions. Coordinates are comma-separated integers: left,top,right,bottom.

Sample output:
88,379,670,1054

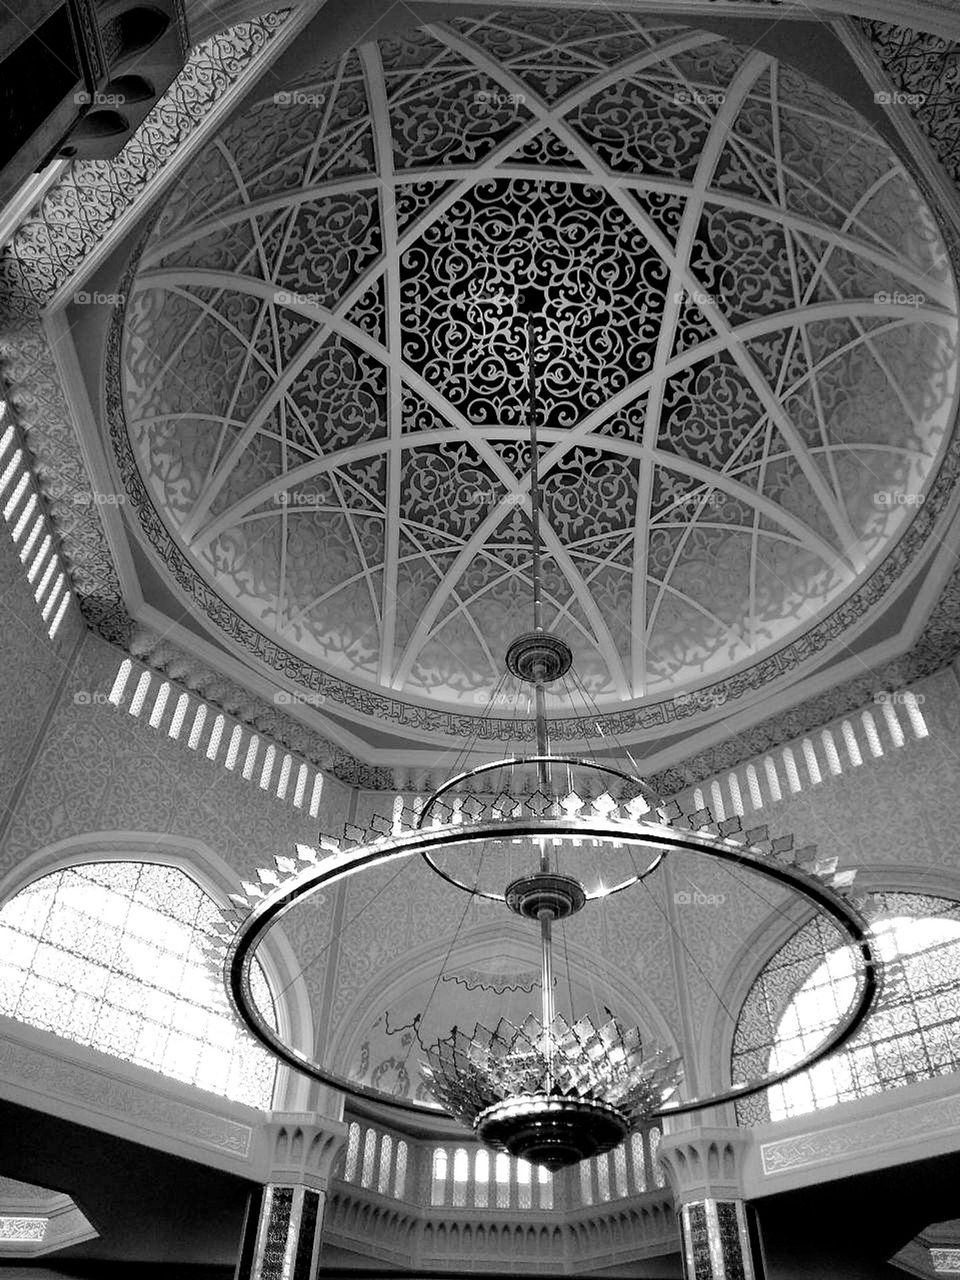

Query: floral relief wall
0,529,78,836
0,629,349,1043
671,666,960,1085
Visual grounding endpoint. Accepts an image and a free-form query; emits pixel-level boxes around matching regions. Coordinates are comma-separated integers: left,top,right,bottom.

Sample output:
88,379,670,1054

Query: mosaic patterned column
237,1116,347,1280
658,1128,765,1280
679,1198,760,1280
245,1184,324,1280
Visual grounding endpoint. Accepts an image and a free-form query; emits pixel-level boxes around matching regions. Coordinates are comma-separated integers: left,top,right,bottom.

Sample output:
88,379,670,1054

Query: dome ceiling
115,9,959,740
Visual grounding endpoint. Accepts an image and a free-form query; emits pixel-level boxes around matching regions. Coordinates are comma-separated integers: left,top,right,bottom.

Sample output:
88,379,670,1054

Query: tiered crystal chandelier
217,310,880,1171
415,312,683,1169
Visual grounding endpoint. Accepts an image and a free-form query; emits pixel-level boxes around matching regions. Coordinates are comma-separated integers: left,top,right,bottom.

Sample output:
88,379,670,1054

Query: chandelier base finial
505,872,586,920
476,1094,630,1171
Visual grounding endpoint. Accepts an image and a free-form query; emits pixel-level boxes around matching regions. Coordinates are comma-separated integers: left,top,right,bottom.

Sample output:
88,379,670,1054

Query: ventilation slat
879,699,905,748
802,738,822,785
105,659,324,816
48,592,71,639
841,720,863,766
188,705,207,749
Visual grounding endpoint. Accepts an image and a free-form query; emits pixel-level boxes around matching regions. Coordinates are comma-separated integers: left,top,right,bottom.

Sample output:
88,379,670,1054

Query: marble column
237,1114,347,1280
658,1127,764,1280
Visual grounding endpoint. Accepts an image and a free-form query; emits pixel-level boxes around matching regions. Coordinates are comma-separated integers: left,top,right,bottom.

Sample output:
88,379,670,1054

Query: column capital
657,1125,751,1206
263,1113,348,1193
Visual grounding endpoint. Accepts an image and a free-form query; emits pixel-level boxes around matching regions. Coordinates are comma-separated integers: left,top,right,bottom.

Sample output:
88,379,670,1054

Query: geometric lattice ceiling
116,9,958,733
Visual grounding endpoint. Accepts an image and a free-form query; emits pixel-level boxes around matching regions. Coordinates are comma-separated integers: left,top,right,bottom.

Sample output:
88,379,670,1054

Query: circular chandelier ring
417,755,665,902
227,818,878,1119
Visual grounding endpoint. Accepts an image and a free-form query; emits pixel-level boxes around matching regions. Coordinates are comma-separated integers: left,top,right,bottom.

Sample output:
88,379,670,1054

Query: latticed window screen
516,1159,532,1210
733,893,960,1125
344,1123,361,1181
613,1144,628,1197
474,1149,489,1207
631,1131,647,1191
378,1134,393,1195
394,1140,408,1199
432,1149,447,1206
594,1150,610,1200
0,861,277,1108
648,1126,665,1187
452,1147,468,1207
361,1129,377,1188
495,1153,510,1208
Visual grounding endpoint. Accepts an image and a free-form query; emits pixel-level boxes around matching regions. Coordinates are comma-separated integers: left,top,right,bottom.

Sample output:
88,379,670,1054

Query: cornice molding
747,1074,960,1194
0,1020,259,1173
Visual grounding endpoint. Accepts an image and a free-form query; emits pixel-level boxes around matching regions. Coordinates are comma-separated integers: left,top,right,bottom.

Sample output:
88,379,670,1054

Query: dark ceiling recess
756,1147,960,1279
0,1096,256,1270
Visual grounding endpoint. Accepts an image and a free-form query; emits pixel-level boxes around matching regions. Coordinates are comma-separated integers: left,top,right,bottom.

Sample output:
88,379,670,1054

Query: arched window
309,773,324,819
377,1134,393,1195
452,1147,468,1207
394,1140,408,1199
474,1149,489,1208
516,1158,532,1210
431,1149,448,1206
732,893,960,1124
361,1129,377,1188
224,724,243,769
344,1122,361,1182
0,861,277,1108
293,763,308,808
903,692,928,738
129,671,152,716
630,1131,647,1192
840,720,863,767
860,710,883,757
613,1143,628,1198
108,659,132,704
168,693,189,739
781,746,801,793
494,1153,510,1208
275,753,292,799
879,699,905,748
745,764,762,809
206,713,224,759
763,756,782,801
242,735,260,781
648,1127,665,1187
391,794,405,833
709,780,726,821
727,772,744,816
801,738,822,785
259,744,276,790
820,730,841,776
148,681,170,728
537,1165,553,1210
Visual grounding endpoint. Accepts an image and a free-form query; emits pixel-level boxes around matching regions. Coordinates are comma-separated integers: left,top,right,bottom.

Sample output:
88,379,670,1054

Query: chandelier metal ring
226,817,878,1119
416,755,665,902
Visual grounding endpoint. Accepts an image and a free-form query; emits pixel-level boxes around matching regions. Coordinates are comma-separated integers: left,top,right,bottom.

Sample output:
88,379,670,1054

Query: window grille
0,861,277,1108
733,893,960,1124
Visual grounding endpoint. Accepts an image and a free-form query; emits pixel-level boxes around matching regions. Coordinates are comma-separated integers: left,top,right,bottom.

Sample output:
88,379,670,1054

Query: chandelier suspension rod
524,312,550,796
525,310,557,1072
525,312,546,646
